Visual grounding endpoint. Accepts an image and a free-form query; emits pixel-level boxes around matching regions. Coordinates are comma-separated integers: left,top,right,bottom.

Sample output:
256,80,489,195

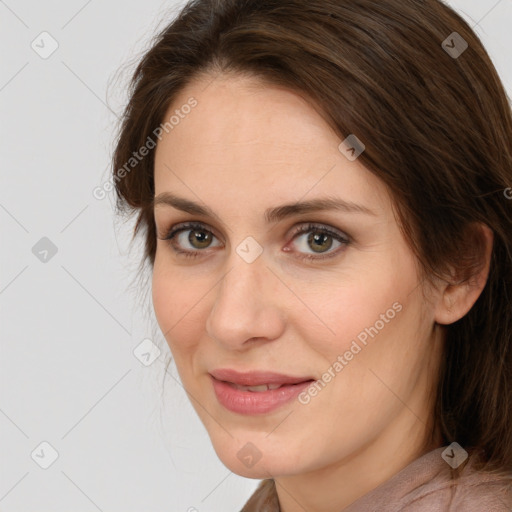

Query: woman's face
152,73,442,479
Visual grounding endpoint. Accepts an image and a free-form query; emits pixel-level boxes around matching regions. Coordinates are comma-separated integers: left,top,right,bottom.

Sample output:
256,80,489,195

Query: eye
287,223,350,261
158,222,221,258
157,221,350,261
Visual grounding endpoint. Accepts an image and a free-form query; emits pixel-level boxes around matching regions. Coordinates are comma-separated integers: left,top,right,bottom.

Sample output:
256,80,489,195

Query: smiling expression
151,72,443,479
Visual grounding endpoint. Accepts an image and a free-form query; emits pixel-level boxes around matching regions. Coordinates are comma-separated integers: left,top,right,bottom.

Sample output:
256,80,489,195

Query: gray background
0,1,510,511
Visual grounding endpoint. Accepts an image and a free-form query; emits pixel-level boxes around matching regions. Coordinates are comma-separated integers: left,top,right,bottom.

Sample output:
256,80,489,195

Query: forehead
157,73,335,156
153,73,391,216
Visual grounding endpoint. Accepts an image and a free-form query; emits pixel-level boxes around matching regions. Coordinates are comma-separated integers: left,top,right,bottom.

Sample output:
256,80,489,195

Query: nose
205,255,286,350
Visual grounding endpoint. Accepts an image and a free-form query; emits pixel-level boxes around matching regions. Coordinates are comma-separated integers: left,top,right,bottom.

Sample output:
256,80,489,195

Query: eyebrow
152,192,378,223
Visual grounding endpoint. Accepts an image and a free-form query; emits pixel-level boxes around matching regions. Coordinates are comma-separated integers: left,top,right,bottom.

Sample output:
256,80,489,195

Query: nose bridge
218,231,270,304
223,254,262,304
206,246,284,347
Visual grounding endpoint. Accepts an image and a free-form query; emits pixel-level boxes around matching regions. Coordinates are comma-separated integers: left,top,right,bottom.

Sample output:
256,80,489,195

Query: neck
274,406,443,512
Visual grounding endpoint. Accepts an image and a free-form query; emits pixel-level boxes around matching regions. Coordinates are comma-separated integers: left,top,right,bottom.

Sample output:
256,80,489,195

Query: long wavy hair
111,0,512,475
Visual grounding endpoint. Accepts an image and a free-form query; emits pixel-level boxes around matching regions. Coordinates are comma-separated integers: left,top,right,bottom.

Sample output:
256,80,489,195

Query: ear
434,223,494,326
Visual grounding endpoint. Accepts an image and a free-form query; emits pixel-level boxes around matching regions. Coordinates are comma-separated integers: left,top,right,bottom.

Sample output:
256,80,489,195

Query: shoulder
344,447,512,512
402,472,512,511
400,449,512,512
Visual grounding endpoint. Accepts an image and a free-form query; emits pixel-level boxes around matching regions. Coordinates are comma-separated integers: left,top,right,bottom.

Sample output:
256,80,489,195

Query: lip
209,369,315,415
209,368,314,386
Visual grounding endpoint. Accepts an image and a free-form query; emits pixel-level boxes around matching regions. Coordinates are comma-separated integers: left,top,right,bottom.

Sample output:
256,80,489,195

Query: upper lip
209,368,315,386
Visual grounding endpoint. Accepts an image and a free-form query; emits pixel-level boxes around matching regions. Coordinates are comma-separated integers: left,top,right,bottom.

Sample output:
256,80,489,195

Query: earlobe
434,223,494,326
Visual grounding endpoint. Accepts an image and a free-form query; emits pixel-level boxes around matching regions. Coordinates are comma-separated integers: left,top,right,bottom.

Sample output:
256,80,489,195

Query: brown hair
111,0,512,474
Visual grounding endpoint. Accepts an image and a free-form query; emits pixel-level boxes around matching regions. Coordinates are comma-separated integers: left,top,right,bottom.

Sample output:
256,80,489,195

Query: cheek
297,271,404,358
301,256,421,388
316,278,426,407
151,263,200,352
151,262,173,333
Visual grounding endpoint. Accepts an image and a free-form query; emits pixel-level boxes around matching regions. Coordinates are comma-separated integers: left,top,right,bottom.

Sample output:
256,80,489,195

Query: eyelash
159,221,351,262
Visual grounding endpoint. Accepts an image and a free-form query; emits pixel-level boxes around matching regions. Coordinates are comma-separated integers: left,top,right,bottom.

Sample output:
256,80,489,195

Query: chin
210,435,306,479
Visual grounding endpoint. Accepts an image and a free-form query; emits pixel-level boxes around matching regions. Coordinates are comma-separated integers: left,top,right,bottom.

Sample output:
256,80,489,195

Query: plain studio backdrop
0,1,510,511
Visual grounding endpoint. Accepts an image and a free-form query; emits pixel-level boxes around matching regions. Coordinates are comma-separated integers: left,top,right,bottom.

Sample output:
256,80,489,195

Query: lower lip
210,375,313,414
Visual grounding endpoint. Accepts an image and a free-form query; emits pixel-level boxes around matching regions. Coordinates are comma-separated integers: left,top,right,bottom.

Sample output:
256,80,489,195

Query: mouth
209,368,315,387
223,381,307,392
209,368,316,414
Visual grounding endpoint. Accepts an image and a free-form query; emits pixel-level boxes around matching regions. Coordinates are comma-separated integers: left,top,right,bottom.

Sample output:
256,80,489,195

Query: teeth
231,383,283,392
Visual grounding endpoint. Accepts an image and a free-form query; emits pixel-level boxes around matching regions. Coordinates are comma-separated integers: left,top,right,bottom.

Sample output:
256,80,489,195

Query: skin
151,72,493,512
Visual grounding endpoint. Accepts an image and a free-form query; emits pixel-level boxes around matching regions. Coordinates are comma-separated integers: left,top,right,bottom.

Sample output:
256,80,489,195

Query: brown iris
308,232,333,253
188,229,212,249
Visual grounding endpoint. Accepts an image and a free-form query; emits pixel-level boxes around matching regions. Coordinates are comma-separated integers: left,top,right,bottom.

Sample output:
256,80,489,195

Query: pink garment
240,446,512,511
